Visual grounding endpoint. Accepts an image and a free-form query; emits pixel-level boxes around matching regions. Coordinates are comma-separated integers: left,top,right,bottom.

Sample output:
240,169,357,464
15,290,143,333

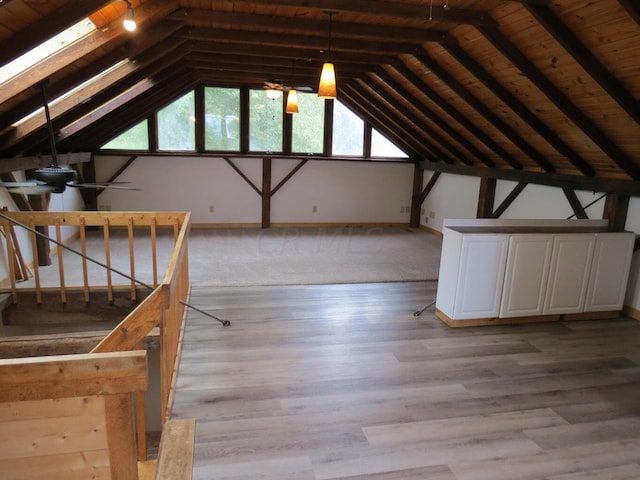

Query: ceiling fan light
318,62,336,99
266,88,282,100
286,89,299,114
124,2,137,31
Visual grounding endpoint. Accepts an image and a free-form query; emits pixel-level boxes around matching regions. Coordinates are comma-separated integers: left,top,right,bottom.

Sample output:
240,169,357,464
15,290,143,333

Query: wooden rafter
394,63,520,169
524,3,640,124
440,38,595,176
373,68,492,167
478,25,640,180
368,72,471,165
414,52,555,172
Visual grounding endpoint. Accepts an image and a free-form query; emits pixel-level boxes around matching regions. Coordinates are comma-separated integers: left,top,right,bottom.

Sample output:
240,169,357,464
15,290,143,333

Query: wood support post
477,176,496,218
410,164,423,228
262,157,272,228
603,193,629,231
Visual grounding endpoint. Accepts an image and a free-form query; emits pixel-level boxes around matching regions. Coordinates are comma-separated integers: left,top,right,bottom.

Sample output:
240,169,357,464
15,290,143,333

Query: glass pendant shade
124,4,137,31
286,89,299,114
265,88,282,100
318,62,337,99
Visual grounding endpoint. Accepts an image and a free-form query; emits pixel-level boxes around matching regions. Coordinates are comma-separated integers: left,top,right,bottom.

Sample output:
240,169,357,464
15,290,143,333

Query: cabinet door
500,234,553,318
543,234,595,315
452,234,509,319
584,232,634,312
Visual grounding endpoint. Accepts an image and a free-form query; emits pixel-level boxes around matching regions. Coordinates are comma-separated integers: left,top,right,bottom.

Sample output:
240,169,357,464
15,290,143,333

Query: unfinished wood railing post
79,216,90,302
29,226,42,304
128,216,136,301
135,342,148,462
151,216,158,287
103,216,113,302
1,218,18,302
54,216,66,304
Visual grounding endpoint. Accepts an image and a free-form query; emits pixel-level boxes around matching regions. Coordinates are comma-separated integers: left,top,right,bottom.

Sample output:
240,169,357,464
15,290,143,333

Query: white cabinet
435,220,635,326
584,233,635,312
436,231,508,320
543,234,595,315
500,234,553,318
452,234,509,319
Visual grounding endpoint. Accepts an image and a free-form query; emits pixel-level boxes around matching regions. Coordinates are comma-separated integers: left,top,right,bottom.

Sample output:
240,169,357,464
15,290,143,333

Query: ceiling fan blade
0,181,44,188
4,185,56,195
70,183,142,191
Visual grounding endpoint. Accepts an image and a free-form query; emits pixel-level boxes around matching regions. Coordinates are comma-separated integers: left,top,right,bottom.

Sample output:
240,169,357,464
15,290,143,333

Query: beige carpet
188,226,442,286
16,226,442,288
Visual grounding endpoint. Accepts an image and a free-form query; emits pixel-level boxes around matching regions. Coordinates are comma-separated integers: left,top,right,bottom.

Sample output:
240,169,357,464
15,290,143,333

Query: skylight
0,18,96,85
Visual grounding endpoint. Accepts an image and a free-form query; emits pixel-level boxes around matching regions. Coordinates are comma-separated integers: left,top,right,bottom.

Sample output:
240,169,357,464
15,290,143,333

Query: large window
98,86,409,158
204,87,240,151
157,91,195,151
249,89,283,152
291,92,325,154
101,120,149,150
332,100,364,156
371,128,408,158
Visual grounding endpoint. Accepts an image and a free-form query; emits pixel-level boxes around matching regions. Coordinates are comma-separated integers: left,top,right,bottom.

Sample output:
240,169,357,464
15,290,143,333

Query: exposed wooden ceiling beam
372,69,486,167
340,85,427,160
1,38,189,153
180,27,431,55
0,0,111,67
440,39,595,176
478,24,640,180
618,0,640,25
377,67,495,169
183,41,401,66
524,3,640,124
414,52,556,172
217,0,497,24
0,153,91,174
393,62,523,170
364,74,468,165
167,8,472,40
420,160,640,196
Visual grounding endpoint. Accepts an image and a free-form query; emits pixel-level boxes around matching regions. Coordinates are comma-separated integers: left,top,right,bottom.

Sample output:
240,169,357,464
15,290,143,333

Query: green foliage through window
292,92,325,154
249,89,283,152
99,87,408,158
101,119,148,150
157,91,195,151
205,87,240,151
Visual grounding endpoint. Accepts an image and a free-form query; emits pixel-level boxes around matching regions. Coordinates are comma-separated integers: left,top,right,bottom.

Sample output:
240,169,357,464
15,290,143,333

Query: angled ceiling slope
0,0,639,188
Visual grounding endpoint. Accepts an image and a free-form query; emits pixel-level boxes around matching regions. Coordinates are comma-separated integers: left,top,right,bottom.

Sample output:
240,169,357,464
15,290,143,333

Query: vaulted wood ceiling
1,0,639,191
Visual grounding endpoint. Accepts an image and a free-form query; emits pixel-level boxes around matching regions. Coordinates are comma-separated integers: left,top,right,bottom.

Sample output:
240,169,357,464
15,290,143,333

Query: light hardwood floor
171,281,640,480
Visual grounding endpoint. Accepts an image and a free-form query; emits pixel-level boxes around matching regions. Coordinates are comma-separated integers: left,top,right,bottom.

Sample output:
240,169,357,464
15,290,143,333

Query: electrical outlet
429,210,435,218
312,205,318,213
209,205,215,213
400,206,405,213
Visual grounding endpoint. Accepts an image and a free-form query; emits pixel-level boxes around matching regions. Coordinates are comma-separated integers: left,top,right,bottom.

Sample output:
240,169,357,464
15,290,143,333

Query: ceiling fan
0,81,140,195
263,80,313,95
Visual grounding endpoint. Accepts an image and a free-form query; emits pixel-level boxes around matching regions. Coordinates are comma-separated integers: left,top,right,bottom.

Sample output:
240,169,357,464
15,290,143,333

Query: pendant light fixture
318,11,337,99
286,59,300,114
286,89,299,114
123,0,137,31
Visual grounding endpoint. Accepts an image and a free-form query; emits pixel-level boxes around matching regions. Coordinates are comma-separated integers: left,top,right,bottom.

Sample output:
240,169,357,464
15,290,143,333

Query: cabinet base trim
435,309,621,328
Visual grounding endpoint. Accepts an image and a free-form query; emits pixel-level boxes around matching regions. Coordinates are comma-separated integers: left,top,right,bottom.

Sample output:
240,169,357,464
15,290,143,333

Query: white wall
96,156,415,225
420,171,640,312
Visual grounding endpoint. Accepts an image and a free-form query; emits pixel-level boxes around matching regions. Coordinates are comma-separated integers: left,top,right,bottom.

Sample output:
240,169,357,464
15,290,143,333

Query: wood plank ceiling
0,0,639,190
